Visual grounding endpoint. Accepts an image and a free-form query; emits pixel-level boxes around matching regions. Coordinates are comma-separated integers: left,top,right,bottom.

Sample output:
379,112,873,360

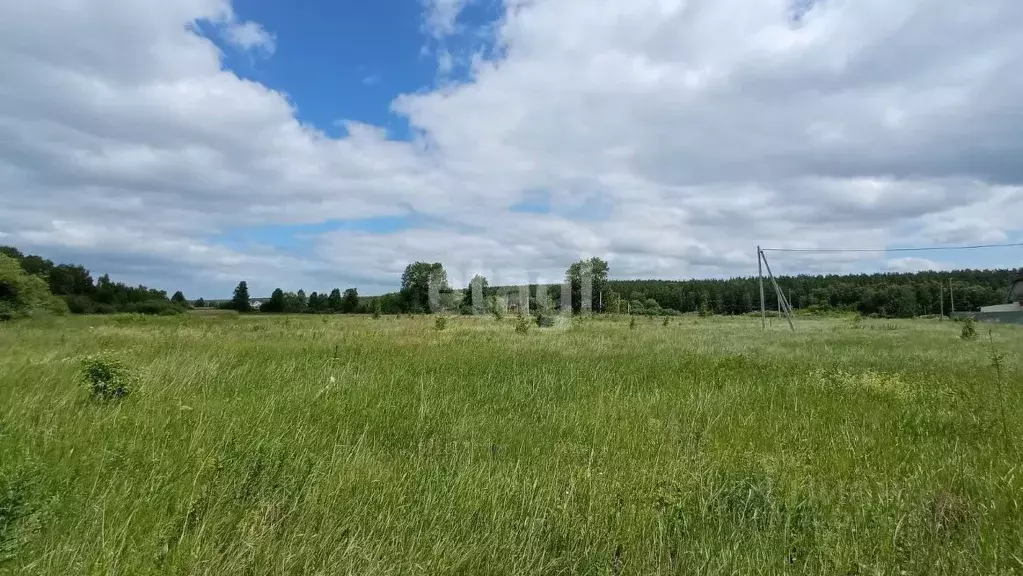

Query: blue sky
216,0,431,138
193,0,514,260
2,0,1022,298
214,0,503,137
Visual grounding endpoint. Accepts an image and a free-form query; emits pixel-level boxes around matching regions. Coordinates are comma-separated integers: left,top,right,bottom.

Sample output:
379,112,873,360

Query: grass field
1,313,1022,575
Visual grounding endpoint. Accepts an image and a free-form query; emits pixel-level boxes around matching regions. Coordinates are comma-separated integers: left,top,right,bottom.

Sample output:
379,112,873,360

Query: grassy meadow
1,313,1022,575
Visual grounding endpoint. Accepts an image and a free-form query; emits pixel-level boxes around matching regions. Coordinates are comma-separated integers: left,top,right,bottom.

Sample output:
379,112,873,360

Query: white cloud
224,20,276,54
886,257,942,273
1,0,1022,297
422,0,472,38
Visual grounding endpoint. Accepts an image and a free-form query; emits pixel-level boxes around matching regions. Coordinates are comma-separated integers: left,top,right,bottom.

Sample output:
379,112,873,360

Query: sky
1,0,1022,298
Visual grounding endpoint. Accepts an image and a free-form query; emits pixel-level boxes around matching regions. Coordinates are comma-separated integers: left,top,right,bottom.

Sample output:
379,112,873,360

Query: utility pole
758,246,766,329
940,282,944,320
760,250,795,332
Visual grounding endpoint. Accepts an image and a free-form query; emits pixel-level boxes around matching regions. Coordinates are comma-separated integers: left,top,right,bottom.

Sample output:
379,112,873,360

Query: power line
760,241,1023,254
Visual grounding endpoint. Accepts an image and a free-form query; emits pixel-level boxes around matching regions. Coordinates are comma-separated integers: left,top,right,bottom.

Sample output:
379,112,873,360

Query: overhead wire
759,242,1023,254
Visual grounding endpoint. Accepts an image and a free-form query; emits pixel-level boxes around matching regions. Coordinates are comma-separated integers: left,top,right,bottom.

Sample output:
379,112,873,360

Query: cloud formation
1,0,1021,296
223,20,276,54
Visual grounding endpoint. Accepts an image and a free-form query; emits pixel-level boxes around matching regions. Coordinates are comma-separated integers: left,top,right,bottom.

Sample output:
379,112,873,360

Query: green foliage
698,303,712,317
535,311,557,328
341,288,359,314
283,290,306,313
960,318,978,341
515,314,530,334
400,262,448,313
230,281,252,313
263,288,286,314
489,296,504,321
80,354,135,401
0,465,40,564
662,316,670,326
372,301,382,320
605,270,1018,319
326,289,343,313
306,292,325,313
434,316,448,331
12,252,183,315
194,297,207,308
113,313,150,326
261,289,313,314
629,317,637,330
0,254,68,320
461,275,490,315
171,291,188,306
565,257,610,313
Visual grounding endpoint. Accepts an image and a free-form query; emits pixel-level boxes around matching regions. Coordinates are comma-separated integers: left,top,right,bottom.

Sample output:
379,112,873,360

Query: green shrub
435,316,448,331
0,254,68,321
92,303,117,315
662,316,670,326
80,354,136,401
535,312,557,328
489,298,504,321
629,317,637,330
515,315,530,334
120,300,185,316
113,313,148,325
960,318,978,341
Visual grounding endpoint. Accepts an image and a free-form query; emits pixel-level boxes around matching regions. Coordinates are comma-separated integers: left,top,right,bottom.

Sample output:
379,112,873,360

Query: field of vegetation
1,313,1022,575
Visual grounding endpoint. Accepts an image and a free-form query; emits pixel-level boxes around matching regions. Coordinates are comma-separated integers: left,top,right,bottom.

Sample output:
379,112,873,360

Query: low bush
80,354,136,402
960,318,978,341
515,315,530,334
535,312,557,328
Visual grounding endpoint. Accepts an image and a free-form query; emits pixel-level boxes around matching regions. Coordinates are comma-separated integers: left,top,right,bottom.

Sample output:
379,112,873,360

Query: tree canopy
5,245,1018,320
0,253,68,320
1,246,186,316
341,288,359,314
230,281,253,313
566,257,610,313
400,262,448,313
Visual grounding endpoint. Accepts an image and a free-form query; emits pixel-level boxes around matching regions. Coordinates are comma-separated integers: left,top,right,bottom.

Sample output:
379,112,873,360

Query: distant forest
3,245,1020,319
600,270,1020,318
349,261,1022,319
1,246,187,316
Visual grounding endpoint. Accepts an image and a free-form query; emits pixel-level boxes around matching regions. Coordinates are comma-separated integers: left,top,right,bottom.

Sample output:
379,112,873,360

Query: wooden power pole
758,246,766,329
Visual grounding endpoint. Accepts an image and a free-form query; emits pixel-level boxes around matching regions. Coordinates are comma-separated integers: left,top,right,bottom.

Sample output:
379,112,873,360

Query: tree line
1,246,188,318
371,259,1019,319
210,281,368,315
5,243,1018,321
231,259,1019,319
602,268,1020,317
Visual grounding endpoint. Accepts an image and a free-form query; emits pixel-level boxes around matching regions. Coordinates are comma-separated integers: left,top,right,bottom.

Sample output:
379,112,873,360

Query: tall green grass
1,314,1021,574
